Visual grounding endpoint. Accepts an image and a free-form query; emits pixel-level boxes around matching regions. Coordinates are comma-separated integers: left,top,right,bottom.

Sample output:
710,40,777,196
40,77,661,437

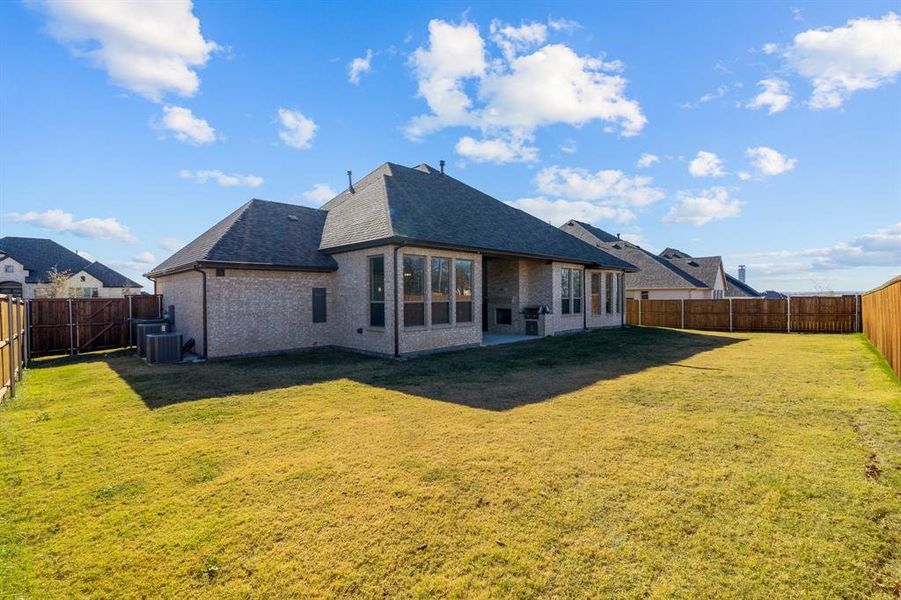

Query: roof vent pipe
347,170,354,193
617,233,621,239
439,160,445,174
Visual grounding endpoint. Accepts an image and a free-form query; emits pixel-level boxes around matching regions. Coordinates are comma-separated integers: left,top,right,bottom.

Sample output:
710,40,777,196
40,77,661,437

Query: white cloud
489,20,548,62
74,249,93,261
663,187,743,226
301,183,337,205
738,171,752,181
506,197,635,226
746,78,792,114
688,151,726,177
736,222,901,273
33,0,219,102
746,146,797,176
179,169,263,187
785,12,901,109
277,108,317,149
560,139,577,154
405,19,645,151
132,251,157,265
348,49,373,85
6,209,137,243
455,134,538,163
681,84,728,109
535,165,665,208
636,153,659,168
762,43,779,55
159,238,185,252
547,17,581,32
154,105,216,144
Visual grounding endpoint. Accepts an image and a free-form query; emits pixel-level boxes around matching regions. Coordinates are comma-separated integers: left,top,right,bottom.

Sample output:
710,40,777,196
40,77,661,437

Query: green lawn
1,328,898,598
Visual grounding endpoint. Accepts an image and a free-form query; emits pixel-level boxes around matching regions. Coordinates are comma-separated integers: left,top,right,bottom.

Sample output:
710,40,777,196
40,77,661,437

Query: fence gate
27,295,163,358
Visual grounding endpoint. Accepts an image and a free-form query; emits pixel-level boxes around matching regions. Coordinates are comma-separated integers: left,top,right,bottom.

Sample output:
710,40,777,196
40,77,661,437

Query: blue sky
1,1,899,293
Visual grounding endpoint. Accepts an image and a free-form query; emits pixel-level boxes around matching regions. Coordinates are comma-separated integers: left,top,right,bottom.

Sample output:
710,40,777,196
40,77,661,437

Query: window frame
430,256,451,325
591,273,602,315
454,258,473,323
572,269,582,314
561,268,572,315
402,254,426,328
312,287,327,323
605,273,614,314
368,255,386,328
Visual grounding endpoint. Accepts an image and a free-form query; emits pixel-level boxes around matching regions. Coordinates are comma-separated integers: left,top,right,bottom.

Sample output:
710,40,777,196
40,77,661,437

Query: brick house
559,220,761,300
0,237,142,299
146,162,637,359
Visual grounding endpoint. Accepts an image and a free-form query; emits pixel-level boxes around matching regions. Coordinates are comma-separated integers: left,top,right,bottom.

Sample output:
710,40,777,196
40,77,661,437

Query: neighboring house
0,237,142,299
147,162,637,359
560,221,761,300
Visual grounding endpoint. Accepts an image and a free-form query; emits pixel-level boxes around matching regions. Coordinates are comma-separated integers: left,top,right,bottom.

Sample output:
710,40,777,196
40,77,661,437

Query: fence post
638,298,642,326
127,295,133,346
729,298,733,332
23,300,29,368
7,296,15,399
68,298,75,355
855,294,860,333
787,296,791,333
681,299,685,329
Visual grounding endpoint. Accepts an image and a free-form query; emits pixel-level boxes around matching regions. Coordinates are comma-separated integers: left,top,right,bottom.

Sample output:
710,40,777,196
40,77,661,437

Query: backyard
1,327,898,597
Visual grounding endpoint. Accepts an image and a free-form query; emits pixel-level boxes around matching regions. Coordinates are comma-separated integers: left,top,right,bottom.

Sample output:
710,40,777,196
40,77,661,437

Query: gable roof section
660,247,692,259
664,256,724,289
0,237,140,287
147,199,337,277
725,273,762,297
319,163,636,270
560,222,708,289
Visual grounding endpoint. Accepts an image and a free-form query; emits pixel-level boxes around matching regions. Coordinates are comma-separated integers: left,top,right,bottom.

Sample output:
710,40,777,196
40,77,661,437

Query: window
572,269,582,314
73,287,98,298
369,256,385,327
640,291,649,300
312,287,327,323
403,255,425,327
455,259,473,323
3,265,13,273
605,273,614,314
430,257,450,325
80,275,86,282
561,268,571,314
496,308,512,325
591,273,601,314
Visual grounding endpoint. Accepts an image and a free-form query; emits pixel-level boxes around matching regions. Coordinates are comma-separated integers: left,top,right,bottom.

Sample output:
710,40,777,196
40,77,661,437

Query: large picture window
591,273,601,315
369,255,385,327
403,254,425,327
561,268,571,314
431,257,450,324
605,273,614,314
455,259,473,323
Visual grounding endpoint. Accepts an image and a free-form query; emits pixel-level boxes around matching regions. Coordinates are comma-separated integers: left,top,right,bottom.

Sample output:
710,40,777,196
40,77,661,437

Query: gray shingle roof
147,199,338,276
725,274,762,297
664,256,724,289
320,163,637,270
0,237,140,287
560,222,708,289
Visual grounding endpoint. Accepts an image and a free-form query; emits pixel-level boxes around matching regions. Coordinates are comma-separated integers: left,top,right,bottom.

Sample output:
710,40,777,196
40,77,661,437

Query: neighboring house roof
148,199,338,276
561,221,707,289
659,247,692,259
0,236,140,287
725,273,762,297
663,256,724,289
763,290,787,299
320,163,637,270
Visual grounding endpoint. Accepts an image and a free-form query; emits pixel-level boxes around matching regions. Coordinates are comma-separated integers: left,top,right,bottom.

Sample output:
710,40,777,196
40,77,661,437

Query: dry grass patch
1,328,898,597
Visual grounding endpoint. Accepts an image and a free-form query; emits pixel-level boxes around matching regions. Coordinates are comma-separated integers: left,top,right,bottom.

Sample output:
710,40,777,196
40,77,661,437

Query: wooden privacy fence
626,295,861,334
861,276,900,378
28,295,163,358
1,295,26,401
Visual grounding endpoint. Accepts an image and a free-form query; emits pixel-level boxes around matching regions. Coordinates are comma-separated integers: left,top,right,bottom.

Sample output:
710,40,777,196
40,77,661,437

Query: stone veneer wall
398,246,482,355
204,268,334,358
156,269,206,355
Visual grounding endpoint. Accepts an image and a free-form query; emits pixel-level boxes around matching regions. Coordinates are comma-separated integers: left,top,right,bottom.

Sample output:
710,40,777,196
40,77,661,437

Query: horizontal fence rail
626,295,861,334
1,294,26,401
27,295,163,358
861,276,900,378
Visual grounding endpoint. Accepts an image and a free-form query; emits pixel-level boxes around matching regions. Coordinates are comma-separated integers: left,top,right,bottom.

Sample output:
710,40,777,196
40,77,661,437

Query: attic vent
287,214,299,221
688,260,699,267
612,243,621,249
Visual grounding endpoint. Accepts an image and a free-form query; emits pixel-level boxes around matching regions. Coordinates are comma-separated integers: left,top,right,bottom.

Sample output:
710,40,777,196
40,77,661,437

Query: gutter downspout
193,265,208,358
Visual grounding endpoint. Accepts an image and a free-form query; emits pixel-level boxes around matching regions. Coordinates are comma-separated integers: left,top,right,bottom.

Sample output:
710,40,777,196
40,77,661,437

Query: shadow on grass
31,327,745,411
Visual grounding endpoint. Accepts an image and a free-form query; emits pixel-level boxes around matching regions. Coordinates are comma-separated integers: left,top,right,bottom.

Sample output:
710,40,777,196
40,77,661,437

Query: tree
45,267,71,298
